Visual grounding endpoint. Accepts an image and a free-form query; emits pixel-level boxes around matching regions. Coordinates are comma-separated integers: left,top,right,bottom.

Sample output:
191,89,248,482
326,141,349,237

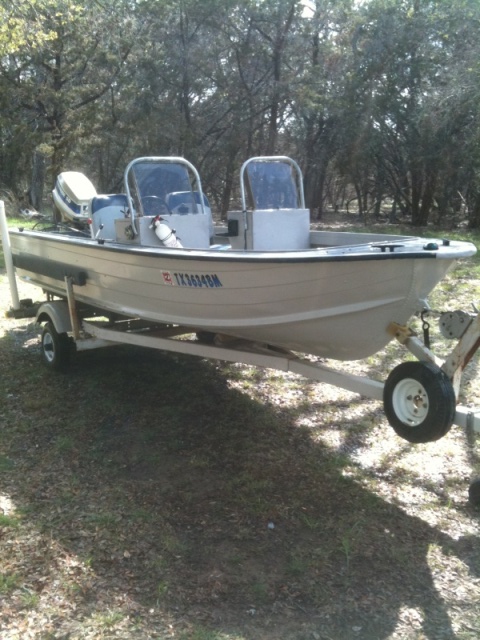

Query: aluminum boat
7,156,477,360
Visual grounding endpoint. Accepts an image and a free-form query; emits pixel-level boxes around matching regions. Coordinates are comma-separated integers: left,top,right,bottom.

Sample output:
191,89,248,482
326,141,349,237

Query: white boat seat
227,208,311,251
90,194,129,238
158,212,211,249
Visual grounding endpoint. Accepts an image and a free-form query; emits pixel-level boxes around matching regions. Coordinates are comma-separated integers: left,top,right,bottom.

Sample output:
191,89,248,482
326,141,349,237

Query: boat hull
9,229,467,360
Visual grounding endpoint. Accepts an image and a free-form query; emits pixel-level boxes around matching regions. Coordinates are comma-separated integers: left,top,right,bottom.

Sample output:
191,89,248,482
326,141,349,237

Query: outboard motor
52,171,97,226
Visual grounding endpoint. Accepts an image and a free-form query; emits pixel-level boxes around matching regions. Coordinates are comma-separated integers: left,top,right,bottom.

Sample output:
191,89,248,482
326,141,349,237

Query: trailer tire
383,361,456,443
41,321,72,371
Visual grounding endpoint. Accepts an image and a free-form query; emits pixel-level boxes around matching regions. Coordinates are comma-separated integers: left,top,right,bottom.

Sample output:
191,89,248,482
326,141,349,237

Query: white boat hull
9,228,467,360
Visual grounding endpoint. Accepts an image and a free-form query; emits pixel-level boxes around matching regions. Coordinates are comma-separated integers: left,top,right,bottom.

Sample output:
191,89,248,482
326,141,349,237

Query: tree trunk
220,149,238,220
418,170,437,226
467,192,480,229
29,150,46,211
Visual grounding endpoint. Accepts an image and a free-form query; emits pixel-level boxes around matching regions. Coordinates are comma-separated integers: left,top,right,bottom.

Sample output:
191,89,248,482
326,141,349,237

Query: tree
1,0,480,227
343,0,480,226
0,0,138,202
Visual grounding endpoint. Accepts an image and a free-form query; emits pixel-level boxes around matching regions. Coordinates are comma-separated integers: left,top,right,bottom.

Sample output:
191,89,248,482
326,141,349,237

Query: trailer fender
35,301,72,335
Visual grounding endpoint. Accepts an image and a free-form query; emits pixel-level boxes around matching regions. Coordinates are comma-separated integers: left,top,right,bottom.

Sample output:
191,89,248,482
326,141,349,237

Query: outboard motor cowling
52,171,97,226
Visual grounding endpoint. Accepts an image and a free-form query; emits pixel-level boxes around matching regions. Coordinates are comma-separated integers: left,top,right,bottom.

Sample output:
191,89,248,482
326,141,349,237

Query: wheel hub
392,378,429,426
42,333,55,362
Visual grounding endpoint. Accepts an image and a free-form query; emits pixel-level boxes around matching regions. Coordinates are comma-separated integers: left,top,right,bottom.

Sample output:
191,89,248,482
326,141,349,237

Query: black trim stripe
13,253,87,286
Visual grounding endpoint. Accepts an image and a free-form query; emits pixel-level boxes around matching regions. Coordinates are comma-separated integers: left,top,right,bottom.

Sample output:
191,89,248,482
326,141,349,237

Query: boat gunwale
9,228,475,264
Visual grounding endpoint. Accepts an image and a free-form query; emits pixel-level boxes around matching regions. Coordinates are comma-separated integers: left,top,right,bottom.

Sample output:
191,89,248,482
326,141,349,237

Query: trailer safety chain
421,309,431,349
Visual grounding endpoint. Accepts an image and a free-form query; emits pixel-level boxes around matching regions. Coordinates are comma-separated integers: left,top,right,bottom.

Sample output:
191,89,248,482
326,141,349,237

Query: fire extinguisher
150,216,183,248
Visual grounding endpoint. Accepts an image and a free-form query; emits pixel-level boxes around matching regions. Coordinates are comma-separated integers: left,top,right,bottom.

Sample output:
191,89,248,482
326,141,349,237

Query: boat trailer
1,203,479,504
32,276,480,505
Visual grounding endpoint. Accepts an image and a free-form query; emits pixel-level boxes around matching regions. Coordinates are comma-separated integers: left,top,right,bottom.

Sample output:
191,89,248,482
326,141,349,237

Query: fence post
0,200,21,310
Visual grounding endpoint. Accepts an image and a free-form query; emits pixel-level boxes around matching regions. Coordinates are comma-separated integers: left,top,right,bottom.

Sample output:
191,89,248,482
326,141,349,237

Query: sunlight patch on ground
0,494,15,515
397,605,424,632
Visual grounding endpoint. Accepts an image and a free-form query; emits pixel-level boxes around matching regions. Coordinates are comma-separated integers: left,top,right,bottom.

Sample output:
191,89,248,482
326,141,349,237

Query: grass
179,628,244,640
0,454,15,471
0,513,19,528
0,573,19,594
19,588,40,609
92,609,126,628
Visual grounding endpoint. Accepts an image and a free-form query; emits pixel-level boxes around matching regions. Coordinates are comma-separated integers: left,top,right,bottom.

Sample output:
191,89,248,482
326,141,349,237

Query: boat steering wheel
141,196,169,216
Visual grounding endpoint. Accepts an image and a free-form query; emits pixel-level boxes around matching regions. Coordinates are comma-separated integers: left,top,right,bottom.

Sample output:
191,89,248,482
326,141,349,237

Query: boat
2,155,480,456
7,156,477,361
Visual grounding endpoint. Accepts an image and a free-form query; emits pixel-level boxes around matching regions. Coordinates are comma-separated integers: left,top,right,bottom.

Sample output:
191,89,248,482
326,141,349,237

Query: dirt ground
0,261,479,640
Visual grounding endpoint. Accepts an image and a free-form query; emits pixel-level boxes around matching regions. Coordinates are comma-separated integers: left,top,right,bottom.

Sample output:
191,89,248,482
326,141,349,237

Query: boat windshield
128,161,200,216
245,160,299,210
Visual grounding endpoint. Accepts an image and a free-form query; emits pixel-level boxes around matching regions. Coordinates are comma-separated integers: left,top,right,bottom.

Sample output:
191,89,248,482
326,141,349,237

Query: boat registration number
162,271,223,288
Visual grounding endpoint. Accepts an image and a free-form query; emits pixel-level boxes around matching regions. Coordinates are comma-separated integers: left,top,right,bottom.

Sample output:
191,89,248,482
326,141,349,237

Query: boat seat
228,208,311,251
157,212,211,249
166,192,195,215
90,194,129,238
165,191,196,215
165,191,214,239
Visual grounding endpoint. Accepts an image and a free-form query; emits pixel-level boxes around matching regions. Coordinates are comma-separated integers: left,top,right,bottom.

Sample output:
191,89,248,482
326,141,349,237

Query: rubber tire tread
383,361,456,444
41,321,72,371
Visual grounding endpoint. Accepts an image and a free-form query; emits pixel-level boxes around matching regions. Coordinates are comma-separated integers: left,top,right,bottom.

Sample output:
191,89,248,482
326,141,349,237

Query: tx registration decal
162,271,223,288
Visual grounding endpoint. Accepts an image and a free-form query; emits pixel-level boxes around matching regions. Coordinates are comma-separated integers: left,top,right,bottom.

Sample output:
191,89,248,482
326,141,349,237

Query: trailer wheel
41,321,72,371
468,479,480,506
383,361,456,443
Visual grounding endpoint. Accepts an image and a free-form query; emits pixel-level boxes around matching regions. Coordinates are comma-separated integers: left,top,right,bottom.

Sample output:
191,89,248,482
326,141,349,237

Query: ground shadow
1,326,479,639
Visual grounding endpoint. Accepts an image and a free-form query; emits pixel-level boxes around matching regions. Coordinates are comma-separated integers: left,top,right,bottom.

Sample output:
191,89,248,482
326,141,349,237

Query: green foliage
0,513,19,527
0,454,15,471
1,0,480,225
0,1,58,56
0,572,18,594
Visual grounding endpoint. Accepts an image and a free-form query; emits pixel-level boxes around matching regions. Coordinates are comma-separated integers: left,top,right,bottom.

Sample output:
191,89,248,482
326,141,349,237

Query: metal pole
65,275,81,340
0,200,21,310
